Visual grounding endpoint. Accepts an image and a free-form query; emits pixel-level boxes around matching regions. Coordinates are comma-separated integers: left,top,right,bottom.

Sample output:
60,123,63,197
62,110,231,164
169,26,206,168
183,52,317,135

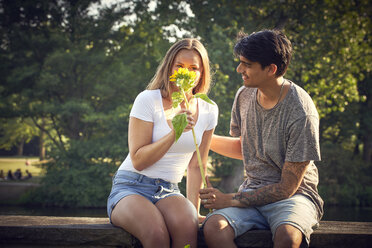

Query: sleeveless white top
118,89,218,183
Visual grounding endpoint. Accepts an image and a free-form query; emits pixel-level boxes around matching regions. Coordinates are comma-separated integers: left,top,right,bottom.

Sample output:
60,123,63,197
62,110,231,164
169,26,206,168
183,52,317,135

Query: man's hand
199,177,243,209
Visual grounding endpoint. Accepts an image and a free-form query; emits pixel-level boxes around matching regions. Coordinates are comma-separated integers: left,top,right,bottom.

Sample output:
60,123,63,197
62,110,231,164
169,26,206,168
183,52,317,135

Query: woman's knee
158,197,198,233
143,225,170,246
170,212,198,237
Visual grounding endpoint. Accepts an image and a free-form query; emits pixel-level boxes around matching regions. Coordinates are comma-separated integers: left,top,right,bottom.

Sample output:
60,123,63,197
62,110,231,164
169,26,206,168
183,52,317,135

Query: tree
0,0,191,206
1,0,370,207
0,118,39,155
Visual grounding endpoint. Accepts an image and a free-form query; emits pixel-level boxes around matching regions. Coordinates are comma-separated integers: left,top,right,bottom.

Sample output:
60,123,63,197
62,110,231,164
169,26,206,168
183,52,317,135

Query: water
0,204,371,222
321,205,372,222
0,205,107,217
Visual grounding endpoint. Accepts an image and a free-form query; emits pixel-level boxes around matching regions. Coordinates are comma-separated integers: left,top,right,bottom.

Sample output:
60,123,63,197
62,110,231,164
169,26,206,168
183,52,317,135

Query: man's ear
267,64,277,76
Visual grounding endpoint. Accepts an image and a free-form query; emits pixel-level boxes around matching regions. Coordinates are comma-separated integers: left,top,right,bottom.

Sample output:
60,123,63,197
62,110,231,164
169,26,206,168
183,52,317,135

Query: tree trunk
17,138,24,156
39,119,46,160
358,73,372,164
39,132,45,160
362,135,372,164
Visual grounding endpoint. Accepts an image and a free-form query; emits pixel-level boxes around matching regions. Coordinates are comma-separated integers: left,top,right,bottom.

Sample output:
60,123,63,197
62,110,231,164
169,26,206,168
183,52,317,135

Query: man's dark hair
234,29,292,77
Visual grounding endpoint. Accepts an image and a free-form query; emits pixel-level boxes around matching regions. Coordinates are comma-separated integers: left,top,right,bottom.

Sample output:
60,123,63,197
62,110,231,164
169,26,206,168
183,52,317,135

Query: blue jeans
107,170,182,222
203,194,319,245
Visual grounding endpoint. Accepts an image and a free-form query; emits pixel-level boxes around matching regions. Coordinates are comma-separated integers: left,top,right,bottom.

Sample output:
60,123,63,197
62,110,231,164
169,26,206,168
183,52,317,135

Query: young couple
107,29,323,248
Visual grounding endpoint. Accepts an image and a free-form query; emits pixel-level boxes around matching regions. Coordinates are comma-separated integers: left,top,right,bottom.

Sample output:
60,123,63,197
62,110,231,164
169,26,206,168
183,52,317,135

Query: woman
107,38,218,248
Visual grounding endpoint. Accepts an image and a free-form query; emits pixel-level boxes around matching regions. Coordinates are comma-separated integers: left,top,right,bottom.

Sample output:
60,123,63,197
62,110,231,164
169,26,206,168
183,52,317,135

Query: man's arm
200,161,310,209
210,134,243,160
233,161,310,206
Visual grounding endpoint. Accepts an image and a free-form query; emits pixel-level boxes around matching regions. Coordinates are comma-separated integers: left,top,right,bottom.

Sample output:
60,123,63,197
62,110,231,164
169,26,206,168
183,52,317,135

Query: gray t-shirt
230,80,323,218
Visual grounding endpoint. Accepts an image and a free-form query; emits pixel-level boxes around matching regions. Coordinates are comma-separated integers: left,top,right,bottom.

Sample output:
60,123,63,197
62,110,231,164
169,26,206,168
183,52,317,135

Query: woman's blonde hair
146,38,211,98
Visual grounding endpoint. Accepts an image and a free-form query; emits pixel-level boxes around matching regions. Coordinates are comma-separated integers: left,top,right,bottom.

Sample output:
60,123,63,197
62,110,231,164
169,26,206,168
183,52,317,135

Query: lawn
0,157,44,179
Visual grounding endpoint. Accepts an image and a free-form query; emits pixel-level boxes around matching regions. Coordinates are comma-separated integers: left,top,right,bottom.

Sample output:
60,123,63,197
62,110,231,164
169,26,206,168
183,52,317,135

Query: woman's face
171,49,203,87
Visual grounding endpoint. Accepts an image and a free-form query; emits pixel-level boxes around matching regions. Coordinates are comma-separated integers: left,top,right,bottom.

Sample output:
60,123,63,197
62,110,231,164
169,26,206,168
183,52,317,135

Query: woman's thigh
111,194,168,240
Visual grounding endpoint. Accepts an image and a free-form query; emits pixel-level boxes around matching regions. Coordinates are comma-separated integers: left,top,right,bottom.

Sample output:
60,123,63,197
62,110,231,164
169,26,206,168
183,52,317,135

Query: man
200,29,323,248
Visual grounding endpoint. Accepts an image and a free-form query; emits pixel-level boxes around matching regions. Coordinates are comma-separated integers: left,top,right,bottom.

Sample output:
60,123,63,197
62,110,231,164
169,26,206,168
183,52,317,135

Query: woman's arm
210,134,243,160
186,128,214,219
129,109,195,171
128,117,176,171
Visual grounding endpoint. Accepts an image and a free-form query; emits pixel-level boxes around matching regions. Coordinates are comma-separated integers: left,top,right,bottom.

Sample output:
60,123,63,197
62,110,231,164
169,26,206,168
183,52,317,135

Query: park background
0,0,371,220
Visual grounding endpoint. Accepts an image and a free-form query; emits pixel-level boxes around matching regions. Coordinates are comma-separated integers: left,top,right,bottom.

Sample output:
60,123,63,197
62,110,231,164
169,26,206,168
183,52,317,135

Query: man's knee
203,215,235,239
274,224,303,248
203,214,237,247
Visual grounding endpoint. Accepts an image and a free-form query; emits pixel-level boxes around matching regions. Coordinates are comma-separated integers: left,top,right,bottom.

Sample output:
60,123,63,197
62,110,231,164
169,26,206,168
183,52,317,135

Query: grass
0,156,44,179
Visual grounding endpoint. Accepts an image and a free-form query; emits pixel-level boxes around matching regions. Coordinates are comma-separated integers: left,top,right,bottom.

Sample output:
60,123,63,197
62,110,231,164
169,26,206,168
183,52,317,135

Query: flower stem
181,89,208,188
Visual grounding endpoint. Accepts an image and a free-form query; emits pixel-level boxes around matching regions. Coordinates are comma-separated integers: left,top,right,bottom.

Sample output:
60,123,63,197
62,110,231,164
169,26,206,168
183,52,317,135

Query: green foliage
0,118,38,151
171,92,184,108
1,0,371,207
194,93,214,105
22,148,117,207
186,0,372,186
318,142,372,206
0,0,177,206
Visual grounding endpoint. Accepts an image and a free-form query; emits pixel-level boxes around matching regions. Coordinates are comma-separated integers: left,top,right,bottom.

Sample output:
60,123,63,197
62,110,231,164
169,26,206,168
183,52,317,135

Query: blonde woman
107,38,218,248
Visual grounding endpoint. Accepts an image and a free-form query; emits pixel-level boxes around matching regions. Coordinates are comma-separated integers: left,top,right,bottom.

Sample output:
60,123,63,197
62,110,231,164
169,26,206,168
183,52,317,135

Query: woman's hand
175,109,195,131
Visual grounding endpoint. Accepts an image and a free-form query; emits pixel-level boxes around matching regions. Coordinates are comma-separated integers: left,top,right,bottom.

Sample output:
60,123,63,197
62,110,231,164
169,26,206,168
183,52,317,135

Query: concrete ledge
0,215,372,247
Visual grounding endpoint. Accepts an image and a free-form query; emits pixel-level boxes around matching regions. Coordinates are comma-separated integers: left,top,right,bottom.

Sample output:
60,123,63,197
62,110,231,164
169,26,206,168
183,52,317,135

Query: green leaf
194,93,215,105
172,113,188,142
171,92,183,108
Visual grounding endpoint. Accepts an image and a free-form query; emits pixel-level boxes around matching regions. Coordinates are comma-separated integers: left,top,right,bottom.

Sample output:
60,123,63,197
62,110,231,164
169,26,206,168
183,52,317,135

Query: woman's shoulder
198,96,219,116
137,89,160,98
198,95,218,107
134,89,161,103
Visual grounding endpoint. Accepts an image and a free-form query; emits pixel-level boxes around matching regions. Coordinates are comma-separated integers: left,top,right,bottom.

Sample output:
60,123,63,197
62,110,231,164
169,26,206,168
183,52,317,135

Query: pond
0,204,371,222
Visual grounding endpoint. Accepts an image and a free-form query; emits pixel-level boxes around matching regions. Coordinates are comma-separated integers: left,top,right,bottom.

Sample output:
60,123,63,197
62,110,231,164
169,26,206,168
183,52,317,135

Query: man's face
236,56,269,88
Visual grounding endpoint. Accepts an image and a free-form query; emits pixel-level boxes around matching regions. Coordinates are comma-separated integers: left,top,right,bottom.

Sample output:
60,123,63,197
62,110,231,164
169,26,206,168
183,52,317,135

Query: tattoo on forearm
233,161,309,207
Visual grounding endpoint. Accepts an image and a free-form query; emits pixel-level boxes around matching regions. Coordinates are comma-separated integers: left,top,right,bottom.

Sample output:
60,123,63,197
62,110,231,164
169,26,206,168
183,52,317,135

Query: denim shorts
107,170,182,222
203,194,319,246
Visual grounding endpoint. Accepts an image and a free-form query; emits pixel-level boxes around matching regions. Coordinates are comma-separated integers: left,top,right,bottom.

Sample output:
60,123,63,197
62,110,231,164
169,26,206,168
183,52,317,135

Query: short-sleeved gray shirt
230,80,323,218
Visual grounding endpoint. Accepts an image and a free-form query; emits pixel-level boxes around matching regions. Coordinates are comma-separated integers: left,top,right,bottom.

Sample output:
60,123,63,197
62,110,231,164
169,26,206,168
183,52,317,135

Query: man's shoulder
235,86,255,102
287,81,319,118
290,82,312,100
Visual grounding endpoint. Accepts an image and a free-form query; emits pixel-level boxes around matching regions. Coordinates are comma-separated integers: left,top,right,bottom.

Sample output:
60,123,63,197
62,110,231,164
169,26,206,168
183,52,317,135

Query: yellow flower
169,68,196,82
